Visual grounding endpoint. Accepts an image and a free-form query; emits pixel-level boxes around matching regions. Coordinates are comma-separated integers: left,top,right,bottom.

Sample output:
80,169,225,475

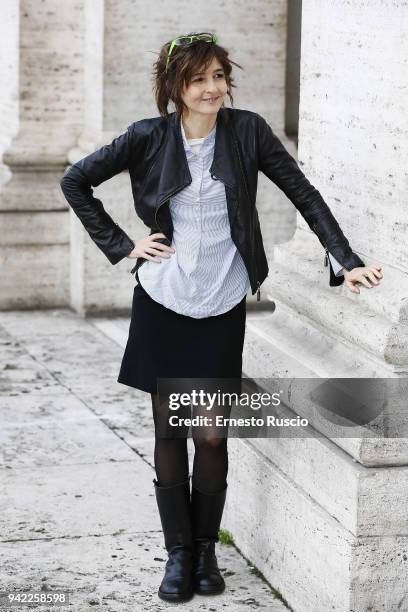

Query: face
180,56,228,116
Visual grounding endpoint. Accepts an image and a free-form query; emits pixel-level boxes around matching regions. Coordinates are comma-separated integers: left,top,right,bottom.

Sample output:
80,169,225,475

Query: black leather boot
191,482,227,595
153,477,194,602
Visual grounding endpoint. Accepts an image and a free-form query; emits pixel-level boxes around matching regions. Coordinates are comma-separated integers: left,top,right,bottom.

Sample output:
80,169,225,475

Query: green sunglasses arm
165,34,217,73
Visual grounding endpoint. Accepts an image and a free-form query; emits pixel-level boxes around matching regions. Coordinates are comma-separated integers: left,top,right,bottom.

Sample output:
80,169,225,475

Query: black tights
151,392,231,493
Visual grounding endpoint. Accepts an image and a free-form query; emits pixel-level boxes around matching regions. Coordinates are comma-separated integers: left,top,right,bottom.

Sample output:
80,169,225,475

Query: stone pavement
0,308,290,612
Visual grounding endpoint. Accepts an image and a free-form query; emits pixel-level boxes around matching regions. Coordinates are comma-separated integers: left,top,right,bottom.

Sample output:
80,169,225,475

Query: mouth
201,96,220,103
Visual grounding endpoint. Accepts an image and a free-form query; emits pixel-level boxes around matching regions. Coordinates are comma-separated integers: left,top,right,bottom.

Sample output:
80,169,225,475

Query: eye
193,73,225,82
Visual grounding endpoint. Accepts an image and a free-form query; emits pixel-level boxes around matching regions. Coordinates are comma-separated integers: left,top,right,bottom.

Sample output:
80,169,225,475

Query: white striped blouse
137,118,344,318
137,119,251,318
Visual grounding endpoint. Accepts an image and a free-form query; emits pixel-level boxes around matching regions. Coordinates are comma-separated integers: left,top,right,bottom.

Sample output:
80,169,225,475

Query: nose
206,77,222,91
205,86,222,96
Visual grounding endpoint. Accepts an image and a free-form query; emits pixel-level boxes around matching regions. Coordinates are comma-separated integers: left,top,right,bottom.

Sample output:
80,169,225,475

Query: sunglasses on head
165,32,218,73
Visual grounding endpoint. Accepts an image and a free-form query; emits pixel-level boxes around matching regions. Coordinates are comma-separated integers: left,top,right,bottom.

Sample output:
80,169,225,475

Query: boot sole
158,588,194,602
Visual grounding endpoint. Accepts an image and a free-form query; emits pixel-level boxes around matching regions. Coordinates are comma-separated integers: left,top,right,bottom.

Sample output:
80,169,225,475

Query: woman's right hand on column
127,233,176,263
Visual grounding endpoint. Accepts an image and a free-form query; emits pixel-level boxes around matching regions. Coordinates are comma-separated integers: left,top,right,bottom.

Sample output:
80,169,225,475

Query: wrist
127,244,136,258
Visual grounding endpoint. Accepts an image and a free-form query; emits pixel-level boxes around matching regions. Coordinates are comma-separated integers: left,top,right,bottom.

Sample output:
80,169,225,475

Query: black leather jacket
60,107,365,298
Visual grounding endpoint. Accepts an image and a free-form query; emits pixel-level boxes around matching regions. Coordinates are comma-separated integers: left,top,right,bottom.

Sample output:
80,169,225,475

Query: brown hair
152,33,243,118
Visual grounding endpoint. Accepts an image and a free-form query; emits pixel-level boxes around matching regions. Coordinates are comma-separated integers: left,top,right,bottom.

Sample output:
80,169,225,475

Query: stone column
67,0,294,314
226,1,408,610
262,0,408,375
0,0,19,187
0,0,84,309
67,0,156,315
235,0,299,264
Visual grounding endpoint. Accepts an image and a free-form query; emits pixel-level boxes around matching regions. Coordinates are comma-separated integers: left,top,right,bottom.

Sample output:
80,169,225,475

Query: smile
202,96,220,103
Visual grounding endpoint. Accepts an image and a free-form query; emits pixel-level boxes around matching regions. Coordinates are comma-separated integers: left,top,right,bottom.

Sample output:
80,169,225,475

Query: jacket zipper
254,233,260,301
313,222,329,268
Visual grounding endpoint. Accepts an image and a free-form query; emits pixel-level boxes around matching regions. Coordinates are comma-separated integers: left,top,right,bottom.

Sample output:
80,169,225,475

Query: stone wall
0,0,85,310
0,0,293,312
229,1,408,610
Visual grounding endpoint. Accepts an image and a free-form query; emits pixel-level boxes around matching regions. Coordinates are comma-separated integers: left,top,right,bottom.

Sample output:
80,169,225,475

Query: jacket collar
156,107,238,207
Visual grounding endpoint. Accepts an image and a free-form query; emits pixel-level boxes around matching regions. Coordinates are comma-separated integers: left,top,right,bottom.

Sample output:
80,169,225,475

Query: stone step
243,306,408,465
224,438,408,612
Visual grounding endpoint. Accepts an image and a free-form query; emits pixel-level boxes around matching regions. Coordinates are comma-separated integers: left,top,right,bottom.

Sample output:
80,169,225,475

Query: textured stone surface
227,3,408,606
0,0,85,310
225,438,408,612
91,312,408,612
0,532,286,611
0,0,18,184
267,0,408,370
0,395,136,470
1,1,407,610
0,245,70,310
0,309,288,611
299,0,408,266
18,0,84,130
0,0,295,311
243,297,408,466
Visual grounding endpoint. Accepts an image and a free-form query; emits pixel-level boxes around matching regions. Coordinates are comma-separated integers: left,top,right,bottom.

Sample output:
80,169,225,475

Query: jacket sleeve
256,113,365,285
60,124,140,265
328,252,344,276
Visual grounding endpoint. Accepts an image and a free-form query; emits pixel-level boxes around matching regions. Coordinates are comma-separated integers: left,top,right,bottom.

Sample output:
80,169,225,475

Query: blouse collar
180,119,217,158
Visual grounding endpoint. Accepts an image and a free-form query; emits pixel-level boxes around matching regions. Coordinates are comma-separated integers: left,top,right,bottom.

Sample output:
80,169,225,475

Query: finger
145,247,170,259
346,280,360,294
150,233,166,239
149,241,175,253
366,271,380,285
143,253,162,263
370,268,383,278
358,274,374,288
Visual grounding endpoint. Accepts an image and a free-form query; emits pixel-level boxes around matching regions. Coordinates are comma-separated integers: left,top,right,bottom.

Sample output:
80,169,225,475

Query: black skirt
117,278,247,394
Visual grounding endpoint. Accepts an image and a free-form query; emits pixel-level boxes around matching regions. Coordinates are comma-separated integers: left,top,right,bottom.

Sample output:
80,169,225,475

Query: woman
60,32,383,603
